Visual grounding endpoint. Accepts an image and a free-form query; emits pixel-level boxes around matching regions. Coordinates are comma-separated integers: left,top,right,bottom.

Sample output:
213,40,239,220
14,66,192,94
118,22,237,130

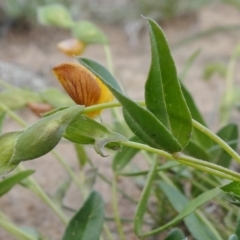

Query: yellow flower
52,63,114,117
57,39,86,56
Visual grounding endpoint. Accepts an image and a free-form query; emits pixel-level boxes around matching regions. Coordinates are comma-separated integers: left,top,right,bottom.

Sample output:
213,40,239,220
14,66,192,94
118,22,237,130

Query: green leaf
181,83,213,150
210,124,238,167
145,18,192,149
75,144,88,168
158,182,222,240
0,170,34,196
183,140,211,160
134,159,157,236
65,114,127,157
112,136,140,172
0,132,21,176
72,21,108,44
77,57,122,94
222,192,240,208
165,228,185,240
40,88,74,108
221,182,240,196
37,4,73,28
10,106,84,164
62,191,104,240
78,58,182,153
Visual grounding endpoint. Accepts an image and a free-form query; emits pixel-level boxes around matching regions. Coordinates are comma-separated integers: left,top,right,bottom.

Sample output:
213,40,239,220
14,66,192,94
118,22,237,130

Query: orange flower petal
52,62,114,118
52,63,101,107
57,39,86,56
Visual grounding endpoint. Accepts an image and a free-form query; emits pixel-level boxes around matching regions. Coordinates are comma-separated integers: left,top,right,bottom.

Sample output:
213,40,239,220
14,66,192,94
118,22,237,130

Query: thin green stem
111,174,126,240
103,224,114,240
120,141,240,182
18,164,69,224
192,119,240,164
51,150,83,190
87,158,137,204
144,154,223,240
103,44,114,74
0,212,36,240
0,102,26,126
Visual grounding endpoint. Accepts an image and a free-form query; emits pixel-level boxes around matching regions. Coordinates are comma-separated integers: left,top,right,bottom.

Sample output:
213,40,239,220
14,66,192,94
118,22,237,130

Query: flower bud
57,39,86,56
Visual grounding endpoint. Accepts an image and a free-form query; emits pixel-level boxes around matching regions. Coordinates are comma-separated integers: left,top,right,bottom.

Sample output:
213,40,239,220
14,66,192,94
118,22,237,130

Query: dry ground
0,3,240,240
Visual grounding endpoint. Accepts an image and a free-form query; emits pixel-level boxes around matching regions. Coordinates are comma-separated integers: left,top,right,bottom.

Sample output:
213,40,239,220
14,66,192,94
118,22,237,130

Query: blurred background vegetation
0,0,240,29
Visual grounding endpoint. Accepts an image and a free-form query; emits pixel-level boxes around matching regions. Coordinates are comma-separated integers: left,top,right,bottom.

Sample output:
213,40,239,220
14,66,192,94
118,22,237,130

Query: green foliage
37,4,73,28
72,21,108,44
1,15,240,240
64,114,127,156
62,191,104,240
0,170,34,196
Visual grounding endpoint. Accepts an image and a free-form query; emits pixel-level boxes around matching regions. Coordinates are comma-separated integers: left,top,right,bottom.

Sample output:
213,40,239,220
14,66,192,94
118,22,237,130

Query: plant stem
120,141,240,182
144,154,223,240
0,102,26,126
0,212,36,240
192,119,240,164
51,150,83,190
103,44,114,74
103,224,114,240
18,164,69,224
111,174,126,240
87,158,138,204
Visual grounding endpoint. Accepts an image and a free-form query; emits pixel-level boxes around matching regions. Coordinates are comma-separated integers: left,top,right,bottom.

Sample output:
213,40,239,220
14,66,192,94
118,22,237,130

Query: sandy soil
0,3,240,240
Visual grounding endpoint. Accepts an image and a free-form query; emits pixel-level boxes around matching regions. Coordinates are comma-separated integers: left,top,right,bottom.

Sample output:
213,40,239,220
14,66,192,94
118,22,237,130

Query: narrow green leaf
72,21,108,44
145,18,192,149
158,182,222,240
165,228,185,240
134,159,157,236
62,191,104,240
77,57,122,93
181,83,213,150
74,144,88,168
210,124,238,167
0,132,21,176
180,84,206,126
112,136,140,172
78,58,182,153
65,114,127,156
37,4,73,28
10,106,84,164
221,182,240,196
0,170,34,196
222,192,240,208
